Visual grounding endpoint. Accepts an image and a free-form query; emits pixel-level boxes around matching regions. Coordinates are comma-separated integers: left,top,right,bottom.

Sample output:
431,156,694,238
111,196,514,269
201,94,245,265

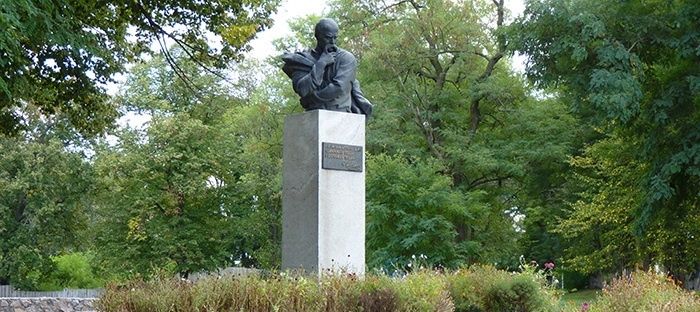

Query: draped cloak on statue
281,49,373,118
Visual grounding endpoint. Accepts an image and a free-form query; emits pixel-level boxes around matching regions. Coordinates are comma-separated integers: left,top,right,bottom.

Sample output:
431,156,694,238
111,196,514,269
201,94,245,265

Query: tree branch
469,0,505,134
468,175,512,189
130,0,232,88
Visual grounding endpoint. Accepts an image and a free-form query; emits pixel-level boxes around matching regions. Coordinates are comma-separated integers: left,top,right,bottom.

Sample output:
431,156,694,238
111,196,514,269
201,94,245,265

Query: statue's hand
318,52,336,67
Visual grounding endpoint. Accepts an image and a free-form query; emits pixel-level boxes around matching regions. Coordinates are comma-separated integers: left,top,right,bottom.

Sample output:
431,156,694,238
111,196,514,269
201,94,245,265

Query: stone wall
0,298,96,312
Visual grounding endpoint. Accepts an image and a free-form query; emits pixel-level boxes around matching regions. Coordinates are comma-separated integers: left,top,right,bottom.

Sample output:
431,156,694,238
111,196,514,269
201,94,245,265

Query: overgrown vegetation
580,271,700,312
98,269,698,312
98,267,558,312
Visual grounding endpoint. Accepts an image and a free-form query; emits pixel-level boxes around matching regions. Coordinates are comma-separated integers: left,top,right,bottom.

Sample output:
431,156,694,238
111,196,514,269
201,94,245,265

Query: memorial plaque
322,142,363,172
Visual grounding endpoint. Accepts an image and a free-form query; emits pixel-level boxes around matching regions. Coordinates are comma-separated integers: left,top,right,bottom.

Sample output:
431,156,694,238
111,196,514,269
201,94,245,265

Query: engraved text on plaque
322,142,363,172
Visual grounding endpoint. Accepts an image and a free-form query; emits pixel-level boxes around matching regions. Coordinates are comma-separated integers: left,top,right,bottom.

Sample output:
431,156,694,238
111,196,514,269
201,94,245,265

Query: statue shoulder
336,48,357,63
299,49,317,59
281,50,316,67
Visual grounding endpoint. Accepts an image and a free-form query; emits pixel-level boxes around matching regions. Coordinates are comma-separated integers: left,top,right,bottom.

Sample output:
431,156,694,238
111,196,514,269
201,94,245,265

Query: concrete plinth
282,110,365,275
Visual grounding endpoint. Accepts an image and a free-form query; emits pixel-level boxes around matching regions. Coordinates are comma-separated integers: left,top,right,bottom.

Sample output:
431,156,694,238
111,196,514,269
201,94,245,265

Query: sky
247,0,328,59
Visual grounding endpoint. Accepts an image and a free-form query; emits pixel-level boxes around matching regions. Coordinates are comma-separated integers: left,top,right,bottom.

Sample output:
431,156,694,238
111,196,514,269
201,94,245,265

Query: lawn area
560,289,600,310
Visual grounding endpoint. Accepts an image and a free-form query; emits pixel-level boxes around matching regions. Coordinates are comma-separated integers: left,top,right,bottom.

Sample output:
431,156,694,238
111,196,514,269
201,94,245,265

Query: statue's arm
291,58,328,98
315,53,357,101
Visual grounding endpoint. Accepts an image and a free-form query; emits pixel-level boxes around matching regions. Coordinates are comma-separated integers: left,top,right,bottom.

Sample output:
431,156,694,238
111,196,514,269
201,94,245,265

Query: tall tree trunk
469,0,505,134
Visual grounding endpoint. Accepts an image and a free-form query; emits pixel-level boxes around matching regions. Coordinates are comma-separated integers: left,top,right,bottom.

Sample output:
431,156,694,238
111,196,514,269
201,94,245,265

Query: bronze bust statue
281,18,373,118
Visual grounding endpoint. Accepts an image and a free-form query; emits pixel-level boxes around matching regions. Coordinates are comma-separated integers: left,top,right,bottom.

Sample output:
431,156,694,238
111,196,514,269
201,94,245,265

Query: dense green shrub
587,271,700,312
1,246,54,290
394,270,453,311
447,265,558,312
484,274,556,312
8,251,102,291
447,265,503,312
42,252,102,290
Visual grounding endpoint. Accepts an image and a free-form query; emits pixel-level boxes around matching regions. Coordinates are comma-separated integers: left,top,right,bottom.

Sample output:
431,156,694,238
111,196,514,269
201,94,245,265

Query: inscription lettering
322,142,363,172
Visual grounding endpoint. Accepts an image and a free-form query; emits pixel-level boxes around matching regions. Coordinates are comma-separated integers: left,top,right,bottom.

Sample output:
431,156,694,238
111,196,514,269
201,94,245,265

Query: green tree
0,0,279,136
0,136,94,289
502,97,582,266
557,134,644,285
366,154,467,269
511,0,700,280
93,53,289,276
218,99,287,269
317,0,579,269
94,115,233,277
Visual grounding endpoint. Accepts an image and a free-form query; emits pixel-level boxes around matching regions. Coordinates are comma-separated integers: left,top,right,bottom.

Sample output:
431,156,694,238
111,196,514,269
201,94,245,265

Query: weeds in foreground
97,268,698,312
584,271,700,312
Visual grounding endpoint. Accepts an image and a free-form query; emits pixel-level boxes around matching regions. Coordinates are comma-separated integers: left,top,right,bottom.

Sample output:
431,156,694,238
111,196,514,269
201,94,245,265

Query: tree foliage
318,0,579,269
557,134,644,275
0,0,279,136
366,154,466,269
93,53,287,277
512,0,700,279
0,136,93,289
94,115,233,277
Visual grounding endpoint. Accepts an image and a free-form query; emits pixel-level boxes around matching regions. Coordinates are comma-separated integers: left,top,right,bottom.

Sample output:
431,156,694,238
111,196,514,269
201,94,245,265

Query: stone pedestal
282,110,365,275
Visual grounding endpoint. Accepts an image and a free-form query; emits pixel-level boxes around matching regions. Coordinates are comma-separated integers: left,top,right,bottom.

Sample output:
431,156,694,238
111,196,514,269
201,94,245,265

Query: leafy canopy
321,0,580,269
94,52,289,277
0,135,94,289
0,0,278,136
511,0,700,277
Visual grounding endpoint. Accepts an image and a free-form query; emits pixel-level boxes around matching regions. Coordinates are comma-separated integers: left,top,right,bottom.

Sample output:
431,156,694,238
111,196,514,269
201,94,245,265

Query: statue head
314,18,339,53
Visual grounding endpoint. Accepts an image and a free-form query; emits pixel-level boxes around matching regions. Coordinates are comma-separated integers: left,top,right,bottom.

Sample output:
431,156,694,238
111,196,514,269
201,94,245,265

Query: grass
560,289,600,310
